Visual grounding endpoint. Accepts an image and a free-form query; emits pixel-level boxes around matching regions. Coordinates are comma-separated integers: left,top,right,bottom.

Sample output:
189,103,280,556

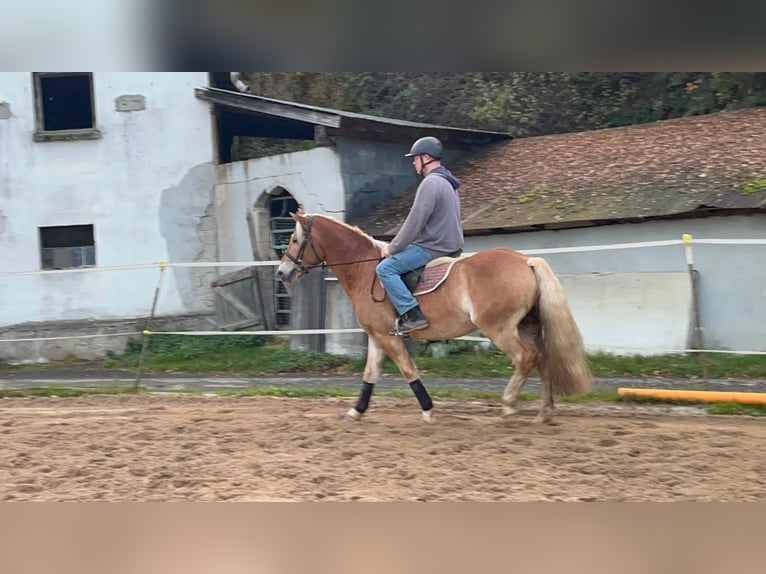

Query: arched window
266,189,299,328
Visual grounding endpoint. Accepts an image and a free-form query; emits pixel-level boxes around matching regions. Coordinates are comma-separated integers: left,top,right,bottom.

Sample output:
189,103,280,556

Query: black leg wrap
409,379,433,411
355,381,374,414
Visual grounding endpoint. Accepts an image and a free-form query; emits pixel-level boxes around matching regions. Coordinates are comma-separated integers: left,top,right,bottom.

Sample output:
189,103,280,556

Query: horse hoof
345,408,362,421
501,405,520,418
532,414,554,425
421,410,434,424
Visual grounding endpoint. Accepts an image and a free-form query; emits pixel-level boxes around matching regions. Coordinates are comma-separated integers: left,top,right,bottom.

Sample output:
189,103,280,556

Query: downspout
230,73,251,93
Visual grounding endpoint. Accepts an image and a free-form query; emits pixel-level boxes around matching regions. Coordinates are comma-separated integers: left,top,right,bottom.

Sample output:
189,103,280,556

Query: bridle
283,215,388,302
283,216,324,274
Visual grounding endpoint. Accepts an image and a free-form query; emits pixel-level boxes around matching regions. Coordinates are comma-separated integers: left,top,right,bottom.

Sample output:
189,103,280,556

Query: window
33,73,101,142
39,225,96,270
268,191,299,328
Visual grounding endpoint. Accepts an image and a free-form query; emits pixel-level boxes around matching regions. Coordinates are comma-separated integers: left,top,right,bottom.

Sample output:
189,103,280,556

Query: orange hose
617,387,766,405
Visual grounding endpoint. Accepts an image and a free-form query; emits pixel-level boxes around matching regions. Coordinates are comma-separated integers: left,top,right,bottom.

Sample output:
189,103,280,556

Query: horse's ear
290,211,308,225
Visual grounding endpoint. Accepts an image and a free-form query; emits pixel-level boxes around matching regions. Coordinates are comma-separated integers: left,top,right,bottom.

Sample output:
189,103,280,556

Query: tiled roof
351,107,766,236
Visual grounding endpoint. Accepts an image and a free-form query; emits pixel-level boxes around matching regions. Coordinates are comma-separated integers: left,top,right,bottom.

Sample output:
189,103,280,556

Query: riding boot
394,305,430,335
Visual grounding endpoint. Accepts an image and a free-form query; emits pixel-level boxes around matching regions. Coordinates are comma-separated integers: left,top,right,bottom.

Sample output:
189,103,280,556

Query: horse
276,212,592,424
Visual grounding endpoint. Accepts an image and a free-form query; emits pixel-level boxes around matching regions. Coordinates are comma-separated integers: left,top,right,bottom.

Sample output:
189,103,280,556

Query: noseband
284,216,323,272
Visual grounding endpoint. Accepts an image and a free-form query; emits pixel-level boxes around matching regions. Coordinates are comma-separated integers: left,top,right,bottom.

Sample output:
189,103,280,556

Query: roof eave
458,206,766,238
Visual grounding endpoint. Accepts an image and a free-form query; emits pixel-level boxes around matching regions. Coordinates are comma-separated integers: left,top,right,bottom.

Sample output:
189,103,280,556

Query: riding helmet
404,136,443,159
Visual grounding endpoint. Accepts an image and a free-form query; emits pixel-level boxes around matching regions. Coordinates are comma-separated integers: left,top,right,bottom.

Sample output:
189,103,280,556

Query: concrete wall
0,313,213,364
214,147,346,351
215,147,344,263
337,138,465,223
0,72,217,329
464,214,766,353
324,277,366,359
558,272,692,355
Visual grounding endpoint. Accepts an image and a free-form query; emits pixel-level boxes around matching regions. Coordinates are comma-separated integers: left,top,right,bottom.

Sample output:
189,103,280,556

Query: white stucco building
1,74,504,361
0,73,217,334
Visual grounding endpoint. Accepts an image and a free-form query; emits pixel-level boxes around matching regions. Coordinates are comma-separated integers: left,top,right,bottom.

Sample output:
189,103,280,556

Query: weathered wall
215,147,344,264
337,138,465,223
0,313,213,364
214,147,345,351
324,277,366,359
0,72,216,329
558,272,692,355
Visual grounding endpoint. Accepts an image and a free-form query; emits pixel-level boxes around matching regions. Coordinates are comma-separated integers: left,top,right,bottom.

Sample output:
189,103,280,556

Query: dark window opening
39,224,96,269
269,191,300,219
268,191,300,328
33,73,100,141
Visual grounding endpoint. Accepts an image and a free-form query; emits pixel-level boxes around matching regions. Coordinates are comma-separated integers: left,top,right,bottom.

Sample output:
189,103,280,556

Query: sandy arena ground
1,394,764,501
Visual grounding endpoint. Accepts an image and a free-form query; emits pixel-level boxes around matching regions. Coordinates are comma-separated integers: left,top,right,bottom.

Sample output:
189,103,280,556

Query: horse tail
527,257,593,396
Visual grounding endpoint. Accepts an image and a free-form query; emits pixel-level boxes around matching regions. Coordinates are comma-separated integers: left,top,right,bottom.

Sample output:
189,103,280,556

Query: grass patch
742,177,766,195
345,349,766,380
3,336,765,413
108,335,349,375
7,336,764,381
705,402,766,416
584,351,766,379
0,385,140,398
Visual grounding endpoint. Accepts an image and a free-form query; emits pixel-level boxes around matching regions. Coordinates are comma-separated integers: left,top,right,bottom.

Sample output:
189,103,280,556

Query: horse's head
276,211,324,286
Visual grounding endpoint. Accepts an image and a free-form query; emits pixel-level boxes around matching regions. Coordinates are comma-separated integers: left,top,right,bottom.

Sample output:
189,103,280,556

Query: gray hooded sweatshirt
388,166,464,257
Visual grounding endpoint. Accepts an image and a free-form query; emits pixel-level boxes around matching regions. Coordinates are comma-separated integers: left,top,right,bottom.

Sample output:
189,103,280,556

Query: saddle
402,251,462,296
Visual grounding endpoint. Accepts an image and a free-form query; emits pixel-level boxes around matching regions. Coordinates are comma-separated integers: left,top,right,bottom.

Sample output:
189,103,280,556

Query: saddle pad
413,258,460,296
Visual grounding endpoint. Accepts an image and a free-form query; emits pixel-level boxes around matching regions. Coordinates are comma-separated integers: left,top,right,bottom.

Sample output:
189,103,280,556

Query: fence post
683,234,708,384
134,261,167,390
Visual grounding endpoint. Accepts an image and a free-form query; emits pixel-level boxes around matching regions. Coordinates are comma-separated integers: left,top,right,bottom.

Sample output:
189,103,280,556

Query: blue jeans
375,244,433,315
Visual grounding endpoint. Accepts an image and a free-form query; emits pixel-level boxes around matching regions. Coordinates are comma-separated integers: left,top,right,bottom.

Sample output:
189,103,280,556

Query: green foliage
742,177,766,195
518,188,545,204
0,386,139,398
587,351,766,379
706,402,766,416
5,338,765,410
235,72,766,142
118,334,272,367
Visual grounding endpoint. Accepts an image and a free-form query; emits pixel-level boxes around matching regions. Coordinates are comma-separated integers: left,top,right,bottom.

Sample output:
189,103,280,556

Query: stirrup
390,317,408,337
390,315,429,337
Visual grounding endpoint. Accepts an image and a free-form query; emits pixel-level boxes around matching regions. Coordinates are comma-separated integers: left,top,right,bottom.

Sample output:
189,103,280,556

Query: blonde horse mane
303,213,388,250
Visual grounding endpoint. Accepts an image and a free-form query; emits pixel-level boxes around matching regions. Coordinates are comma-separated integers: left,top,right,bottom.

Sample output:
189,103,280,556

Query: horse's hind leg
346,337,387,421
484,322,539,420
519,313,555,424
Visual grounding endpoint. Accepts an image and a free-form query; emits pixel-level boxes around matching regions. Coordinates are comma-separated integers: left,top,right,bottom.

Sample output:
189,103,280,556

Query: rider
376,136,464,335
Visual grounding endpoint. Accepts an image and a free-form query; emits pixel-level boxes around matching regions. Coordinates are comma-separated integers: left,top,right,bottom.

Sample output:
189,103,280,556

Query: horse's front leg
377,334,434,424
345,337,386,421
346,335,434,423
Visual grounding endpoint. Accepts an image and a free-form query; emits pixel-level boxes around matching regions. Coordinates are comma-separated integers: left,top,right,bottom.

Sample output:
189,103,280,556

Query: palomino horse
276,212,592,424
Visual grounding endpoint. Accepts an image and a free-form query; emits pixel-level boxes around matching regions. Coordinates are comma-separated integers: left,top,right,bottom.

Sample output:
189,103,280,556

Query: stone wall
0,313,214,364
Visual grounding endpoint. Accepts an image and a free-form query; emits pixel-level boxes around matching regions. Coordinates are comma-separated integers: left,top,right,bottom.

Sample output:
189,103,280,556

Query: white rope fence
2,236,765,357
3,237,766,279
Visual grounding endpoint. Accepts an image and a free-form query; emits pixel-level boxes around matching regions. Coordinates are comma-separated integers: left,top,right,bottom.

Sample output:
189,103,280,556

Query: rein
287,216,387,302
300,256,382,271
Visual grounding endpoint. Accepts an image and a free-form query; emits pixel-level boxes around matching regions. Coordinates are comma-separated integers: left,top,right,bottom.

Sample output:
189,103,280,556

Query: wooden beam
195,87,342,128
